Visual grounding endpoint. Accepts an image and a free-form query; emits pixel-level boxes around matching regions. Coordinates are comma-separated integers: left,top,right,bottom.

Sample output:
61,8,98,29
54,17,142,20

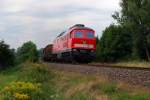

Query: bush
19,63,56,100
20,62,55,83
0,62,57,100
0,41,15,69
0,81,41,100
16,41,38,64
96,25,132,62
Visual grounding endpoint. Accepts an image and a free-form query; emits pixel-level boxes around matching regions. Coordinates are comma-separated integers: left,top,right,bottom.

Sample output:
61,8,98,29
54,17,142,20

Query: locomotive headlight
89,45,94,48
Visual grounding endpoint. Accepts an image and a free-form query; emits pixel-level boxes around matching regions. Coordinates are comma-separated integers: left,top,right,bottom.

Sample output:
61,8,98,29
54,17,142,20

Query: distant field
0,62,150,100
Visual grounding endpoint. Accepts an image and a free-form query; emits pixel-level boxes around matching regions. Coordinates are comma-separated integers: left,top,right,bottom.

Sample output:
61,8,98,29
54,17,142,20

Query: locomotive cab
71,29,96,63
72,29,96,50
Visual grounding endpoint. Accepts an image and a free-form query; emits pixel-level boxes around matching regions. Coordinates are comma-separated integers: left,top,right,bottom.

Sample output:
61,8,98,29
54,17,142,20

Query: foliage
20,62,55,83
96,25,132,62
0,62,57,100
19,63,57,100
0,41,15,69
97,0,150,62
113,0,150,61
16,41,38,64
0,81,41,100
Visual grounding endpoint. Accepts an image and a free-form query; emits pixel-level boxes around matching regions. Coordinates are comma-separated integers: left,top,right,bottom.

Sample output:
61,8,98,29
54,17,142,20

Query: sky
0,0,120,49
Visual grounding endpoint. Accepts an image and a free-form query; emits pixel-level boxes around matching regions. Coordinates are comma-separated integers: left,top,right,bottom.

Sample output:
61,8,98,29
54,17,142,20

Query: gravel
47,63,150,87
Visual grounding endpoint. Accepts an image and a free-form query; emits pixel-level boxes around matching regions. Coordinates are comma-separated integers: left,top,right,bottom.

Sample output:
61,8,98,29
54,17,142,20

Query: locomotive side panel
52,34,70,54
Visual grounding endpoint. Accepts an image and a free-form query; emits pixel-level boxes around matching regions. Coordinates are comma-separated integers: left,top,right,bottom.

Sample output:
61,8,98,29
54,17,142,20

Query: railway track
47,62,150,88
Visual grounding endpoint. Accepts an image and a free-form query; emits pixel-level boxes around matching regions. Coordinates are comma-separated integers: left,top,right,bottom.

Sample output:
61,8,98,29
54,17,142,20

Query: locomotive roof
56,24,93,38
57,31,66,37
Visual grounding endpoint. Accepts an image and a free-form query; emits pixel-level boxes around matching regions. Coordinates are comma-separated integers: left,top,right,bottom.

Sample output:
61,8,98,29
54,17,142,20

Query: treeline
1,0,149,68
96,0,150,62
0,41,38,69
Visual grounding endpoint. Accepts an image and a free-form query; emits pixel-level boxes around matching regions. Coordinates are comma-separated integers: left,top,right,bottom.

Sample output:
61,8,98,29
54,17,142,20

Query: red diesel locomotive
43,24,96,63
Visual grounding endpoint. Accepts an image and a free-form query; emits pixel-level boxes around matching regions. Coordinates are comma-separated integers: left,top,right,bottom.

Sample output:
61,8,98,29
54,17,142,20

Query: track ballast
47,62,150,87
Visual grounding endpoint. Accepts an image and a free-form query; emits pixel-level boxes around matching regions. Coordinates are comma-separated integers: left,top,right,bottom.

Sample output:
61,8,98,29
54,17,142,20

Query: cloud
0,0,120,49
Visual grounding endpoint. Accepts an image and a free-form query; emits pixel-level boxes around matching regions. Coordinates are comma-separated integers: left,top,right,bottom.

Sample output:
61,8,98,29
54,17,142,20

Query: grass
96,82,117,94
53,71,150,100
0,62,150,100
92,61,150,68
0,66,20,90
112,61,150,68
0,62,56,100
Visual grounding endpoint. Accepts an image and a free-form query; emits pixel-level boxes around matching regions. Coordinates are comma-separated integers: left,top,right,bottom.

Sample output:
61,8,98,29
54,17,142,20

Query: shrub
0,41,15,69
0,81,41,100
19,63,57,100
16,41,38,64
96,25,132,62
20,62,55,83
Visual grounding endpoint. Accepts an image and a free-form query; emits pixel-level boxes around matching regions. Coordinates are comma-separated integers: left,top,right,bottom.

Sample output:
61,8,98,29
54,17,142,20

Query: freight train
42,24,96,63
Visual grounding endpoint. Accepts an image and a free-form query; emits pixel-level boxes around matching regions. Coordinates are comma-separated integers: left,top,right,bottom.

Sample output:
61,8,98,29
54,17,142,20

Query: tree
16,41,38,63
113,0,150,60
96,25,132,62
0,41,15,69
96,35,100,45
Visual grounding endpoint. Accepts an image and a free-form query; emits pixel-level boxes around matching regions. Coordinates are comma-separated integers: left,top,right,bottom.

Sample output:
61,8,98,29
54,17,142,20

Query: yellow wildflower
1,81,41,100
4,86,11,91
14,93,30,100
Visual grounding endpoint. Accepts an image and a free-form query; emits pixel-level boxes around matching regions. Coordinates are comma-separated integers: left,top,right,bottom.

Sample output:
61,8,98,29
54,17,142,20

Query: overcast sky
0,0,120,49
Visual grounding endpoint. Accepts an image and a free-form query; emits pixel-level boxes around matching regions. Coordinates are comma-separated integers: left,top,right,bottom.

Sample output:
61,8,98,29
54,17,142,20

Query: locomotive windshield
75,32,83,38
87,32,94,38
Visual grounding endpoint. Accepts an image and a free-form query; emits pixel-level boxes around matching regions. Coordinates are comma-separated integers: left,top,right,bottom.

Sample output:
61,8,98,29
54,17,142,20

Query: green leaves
110,0,150,61
16,41,38,64
96,25,132,62
0,41,15,69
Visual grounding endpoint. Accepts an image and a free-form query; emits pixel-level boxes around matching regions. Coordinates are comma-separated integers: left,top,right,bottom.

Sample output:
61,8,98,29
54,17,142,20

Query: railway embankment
47,63,150,87
0,62,150,100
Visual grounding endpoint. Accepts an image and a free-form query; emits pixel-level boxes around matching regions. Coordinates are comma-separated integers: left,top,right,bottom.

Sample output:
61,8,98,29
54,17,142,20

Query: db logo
83,41,86,44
